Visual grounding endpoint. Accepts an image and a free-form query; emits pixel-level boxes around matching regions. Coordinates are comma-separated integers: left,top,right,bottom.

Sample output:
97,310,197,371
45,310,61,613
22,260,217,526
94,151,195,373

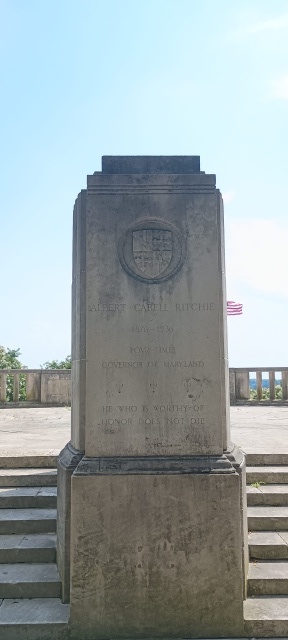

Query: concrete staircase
0,465,69,640
245,453,288,637
2,454,288,638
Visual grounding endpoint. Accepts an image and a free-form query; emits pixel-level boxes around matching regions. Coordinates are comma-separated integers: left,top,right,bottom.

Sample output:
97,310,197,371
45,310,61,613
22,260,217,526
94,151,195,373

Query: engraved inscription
131,325,174,333
163,361,204,368
88,300,215,313
134,303,169,311
98,403,206,430
89,288,213,446
88,303,126,312
102,361,143,368
102,360,205,369
99,416,206,427
130,346,175,354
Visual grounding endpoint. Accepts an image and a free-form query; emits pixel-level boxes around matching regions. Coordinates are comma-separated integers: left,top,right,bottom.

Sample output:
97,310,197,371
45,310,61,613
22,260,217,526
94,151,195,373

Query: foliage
250,481,265,489
41,355,72,370
250,384,282,400
0,346,23,369
0,346,26,401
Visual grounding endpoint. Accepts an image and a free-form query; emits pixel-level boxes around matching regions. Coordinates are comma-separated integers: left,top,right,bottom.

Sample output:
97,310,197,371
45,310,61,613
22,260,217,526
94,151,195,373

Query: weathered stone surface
248,506,288,530
0,533,56,563
0,563,61,598
0,486,57,509
26,372,41,402
83,166,229,457
247,466,288,484
247,484,288,506
41,372,71,406
71,190,86,452
249,531,288,559
57,442,83,603
0,598,69,640
70,473,244,639
64,156,247,638
0,508,56,535
244,595,288,636
248,561,288,595
0,468,57,487
101,154,201,174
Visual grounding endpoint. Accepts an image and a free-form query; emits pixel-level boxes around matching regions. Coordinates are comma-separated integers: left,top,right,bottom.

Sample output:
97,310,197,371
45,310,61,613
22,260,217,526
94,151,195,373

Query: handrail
229,367,288,372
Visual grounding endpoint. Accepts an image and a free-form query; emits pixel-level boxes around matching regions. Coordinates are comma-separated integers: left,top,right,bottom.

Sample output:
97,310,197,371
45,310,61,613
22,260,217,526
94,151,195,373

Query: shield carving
132,229,172,277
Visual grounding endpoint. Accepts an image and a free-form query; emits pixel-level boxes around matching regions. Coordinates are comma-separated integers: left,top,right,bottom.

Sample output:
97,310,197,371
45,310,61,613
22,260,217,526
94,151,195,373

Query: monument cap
101,155,201,174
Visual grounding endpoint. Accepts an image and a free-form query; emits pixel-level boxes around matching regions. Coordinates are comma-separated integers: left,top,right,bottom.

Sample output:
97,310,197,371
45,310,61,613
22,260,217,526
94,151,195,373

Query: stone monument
58,156,248,639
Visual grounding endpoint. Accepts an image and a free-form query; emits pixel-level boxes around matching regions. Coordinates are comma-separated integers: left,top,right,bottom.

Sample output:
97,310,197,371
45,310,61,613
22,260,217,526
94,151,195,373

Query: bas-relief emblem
133,229,172,277
118,219,186,284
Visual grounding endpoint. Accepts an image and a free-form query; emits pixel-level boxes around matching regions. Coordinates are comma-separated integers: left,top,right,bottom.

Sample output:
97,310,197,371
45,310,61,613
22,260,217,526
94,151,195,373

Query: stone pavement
0,405,287,460
0,407,71,462
231,405,288,457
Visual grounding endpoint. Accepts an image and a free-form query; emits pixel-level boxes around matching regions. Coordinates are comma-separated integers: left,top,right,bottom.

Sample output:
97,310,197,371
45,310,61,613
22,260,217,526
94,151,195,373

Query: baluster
229,370,236,404
26,372,41,402
282,372,288,401
13,374,19,402
269,371,275,401
256,371,262,401
0,373,7,402
235,371,250,400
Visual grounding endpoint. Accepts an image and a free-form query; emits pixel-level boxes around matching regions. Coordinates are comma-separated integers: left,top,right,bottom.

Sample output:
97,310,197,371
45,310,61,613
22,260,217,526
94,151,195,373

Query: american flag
227,301,243,316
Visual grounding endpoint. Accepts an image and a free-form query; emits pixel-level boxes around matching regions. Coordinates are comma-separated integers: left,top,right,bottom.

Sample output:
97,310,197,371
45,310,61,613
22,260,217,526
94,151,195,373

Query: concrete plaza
0,405,287,462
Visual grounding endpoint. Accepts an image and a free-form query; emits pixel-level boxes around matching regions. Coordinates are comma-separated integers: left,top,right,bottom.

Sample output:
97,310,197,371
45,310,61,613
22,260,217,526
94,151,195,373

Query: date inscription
131,325,174,333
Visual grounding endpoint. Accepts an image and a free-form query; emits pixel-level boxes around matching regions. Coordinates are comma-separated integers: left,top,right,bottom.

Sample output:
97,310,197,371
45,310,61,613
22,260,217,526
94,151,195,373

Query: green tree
0,346,23,369
250,384,282,400
41,355,72,369
0,346,26,401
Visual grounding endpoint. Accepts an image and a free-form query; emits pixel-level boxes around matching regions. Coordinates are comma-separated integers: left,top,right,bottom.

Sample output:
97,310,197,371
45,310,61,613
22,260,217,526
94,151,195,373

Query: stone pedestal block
69,458,245,639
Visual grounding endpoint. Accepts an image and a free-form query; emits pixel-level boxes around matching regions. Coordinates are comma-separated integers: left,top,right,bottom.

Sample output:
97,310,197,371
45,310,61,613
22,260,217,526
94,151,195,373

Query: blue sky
1,0,288,367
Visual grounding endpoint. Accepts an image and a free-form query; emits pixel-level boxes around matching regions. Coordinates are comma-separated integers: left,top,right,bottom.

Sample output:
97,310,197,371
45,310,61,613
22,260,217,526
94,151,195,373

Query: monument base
57,442,83,603
68,451,246,639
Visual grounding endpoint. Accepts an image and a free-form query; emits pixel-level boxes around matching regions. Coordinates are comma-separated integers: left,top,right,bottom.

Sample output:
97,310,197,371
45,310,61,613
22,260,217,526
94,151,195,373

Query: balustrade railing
1,368,287,407
229,368,288,405
0,369,71,406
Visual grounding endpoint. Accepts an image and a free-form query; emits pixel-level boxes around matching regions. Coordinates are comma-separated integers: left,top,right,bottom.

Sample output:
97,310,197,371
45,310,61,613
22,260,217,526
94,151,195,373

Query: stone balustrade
230,367,288,405
1,367,288,407
0,369,71,406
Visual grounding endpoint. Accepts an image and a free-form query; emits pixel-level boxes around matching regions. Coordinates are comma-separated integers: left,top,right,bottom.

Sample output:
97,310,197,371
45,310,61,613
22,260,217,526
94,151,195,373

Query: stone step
246,453,288,466
244,596,288,636
247,466,288,484
247,484,288,506
248,506,288,530
249,531,288,560
0,509,56,535
0,469,57,488
0,534,56,563
0,487,57,509
0,455,58,469
248,561,288,596
0,564,61,598
0,598,69,640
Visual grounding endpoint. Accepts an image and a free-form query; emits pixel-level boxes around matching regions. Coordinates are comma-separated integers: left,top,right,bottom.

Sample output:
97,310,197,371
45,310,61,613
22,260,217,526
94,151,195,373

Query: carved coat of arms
132,229,172,277
118,218,186,284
